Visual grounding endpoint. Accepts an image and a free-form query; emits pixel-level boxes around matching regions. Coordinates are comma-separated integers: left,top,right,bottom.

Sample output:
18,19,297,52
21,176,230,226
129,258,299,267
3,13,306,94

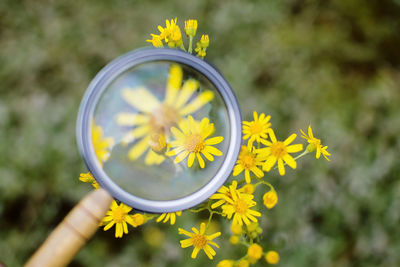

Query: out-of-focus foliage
0,0,400,266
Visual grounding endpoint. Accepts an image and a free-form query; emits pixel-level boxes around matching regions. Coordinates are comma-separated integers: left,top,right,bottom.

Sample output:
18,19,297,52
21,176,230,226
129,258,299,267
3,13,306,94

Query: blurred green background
1,0,400,266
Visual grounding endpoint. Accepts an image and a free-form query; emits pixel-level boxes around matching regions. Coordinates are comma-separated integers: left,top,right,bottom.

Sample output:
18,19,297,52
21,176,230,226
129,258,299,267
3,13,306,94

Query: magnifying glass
26,48,241,267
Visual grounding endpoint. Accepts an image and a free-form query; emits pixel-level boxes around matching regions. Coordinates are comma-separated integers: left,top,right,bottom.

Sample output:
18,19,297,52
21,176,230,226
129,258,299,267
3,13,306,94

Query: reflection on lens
91,61,230,201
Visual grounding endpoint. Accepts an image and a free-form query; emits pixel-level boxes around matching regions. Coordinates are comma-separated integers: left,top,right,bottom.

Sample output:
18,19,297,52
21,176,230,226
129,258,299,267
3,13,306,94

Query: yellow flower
217,260,234,267
242,111,271,147
233,145,264,183
237,259,250,267
101,201,136,238
146,34,163,48
130,213,146,227
263,190,278,209
143,226,165,247
221,187,261,226
265,250,280,265
195,42,207,58
178,222,221,259
210,181,238,209
116,64,214,165
200,34,210,48
258,129,303,176
246,222,263,239
248,243,263,261
79,172,99,189
92,122,114,164
230,222,243,235
300,125,331,161
229,235,240,245
166,116,224,168
158,18,183,48
156,211,182,225
184,19,198,37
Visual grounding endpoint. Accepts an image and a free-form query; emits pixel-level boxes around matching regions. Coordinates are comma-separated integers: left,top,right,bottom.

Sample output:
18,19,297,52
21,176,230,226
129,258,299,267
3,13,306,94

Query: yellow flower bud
131,213,146,227
263,190,278,209
148,133,166,153
247,243,263,262
146,34,163,48
236,259,250,267
231,223,243,235
217,260,234,267
229,235,240,245
306,143,317,153
241,184,255,194
200,34,209,48
265,251,280,265
184,19,198,37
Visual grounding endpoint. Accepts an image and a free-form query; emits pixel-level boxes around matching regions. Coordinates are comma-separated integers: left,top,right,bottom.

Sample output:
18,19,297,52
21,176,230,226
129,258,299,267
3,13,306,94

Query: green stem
180,43,187,52
188,36,193,53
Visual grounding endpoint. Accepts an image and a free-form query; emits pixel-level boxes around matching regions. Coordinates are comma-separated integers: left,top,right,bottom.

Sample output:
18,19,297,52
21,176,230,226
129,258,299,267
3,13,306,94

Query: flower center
240,154,256,169
234,199,248,214
112,207,126,223
192,234,207,248
150,104,180,133
185,134,204,153
270,142,287,158
249,122,263,134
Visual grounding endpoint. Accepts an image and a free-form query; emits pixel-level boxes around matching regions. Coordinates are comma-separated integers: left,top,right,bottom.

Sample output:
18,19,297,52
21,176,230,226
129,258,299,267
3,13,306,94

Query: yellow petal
180,91,214,115
277,159,285,175
197,153,205,168
268,128,277,143
174,151,189,164
284,133,297,145
122,87,160,113
116,113,149,126
286,144,303,153
205,146,222,156
188,152,195,167
263,156,277,171
128,136,150,160
205,136,224,145
165,64,183,104
175,79,199,108
283,154,296,169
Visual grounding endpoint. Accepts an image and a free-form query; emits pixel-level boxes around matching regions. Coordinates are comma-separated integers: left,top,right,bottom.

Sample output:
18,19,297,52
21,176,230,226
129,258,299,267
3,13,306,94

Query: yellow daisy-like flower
79,172,99,189
242,111,271,147
258,129,303,176
156,211,182,225
178,222,221,259
210,181,238,209
265,250,280,265
166,116,223,168
157,18,183,48
300,125,331,161
92,122,114,164
146,34,164,48
263,190,278,209
116,64,214,165
101,201,136,238
233,145,264,183
221,187,261,226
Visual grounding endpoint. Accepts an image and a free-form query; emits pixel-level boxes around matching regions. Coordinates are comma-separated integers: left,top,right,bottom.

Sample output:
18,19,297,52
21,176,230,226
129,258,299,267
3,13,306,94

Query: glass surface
91,61,230,201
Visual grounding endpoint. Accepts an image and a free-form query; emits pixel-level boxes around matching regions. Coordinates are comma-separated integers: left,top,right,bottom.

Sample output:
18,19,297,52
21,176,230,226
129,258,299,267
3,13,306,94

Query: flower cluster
78,18,331,264
147,18,210,58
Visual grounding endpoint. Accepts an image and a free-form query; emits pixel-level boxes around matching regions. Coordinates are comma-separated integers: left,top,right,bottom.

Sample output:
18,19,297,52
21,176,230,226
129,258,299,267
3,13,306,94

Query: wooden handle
25,188,113,267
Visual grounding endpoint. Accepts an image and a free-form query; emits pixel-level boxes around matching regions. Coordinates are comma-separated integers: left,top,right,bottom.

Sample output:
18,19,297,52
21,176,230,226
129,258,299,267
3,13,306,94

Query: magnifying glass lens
93,61,229,201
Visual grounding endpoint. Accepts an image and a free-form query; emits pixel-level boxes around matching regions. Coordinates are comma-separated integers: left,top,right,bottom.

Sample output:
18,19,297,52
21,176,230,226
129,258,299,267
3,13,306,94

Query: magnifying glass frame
77,48,241,213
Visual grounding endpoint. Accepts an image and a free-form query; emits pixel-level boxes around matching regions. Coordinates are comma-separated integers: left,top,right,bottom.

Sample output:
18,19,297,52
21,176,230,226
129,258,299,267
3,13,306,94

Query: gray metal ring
76,47,242,213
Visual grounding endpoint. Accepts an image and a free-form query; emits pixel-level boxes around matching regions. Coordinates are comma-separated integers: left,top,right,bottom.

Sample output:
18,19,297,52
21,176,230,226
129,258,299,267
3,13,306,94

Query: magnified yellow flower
156,211,182,225
248,243,263,263
178,222,221,259
92,122,114,164
233,145,264,183
166,116,223,168
79,172,99,189
265,250,280,265
101,201,136,238
258,129,303,176
242,111,271,147
146,34,163,48
221,188,261,226
117,64,214,165
263,190,278,209
300,125,331,161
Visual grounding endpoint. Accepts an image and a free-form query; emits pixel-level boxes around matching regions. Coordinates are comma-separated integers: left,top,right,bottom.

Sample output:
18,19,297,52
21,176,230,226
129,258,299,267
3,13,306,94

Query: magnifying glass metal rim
77,47,242,213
